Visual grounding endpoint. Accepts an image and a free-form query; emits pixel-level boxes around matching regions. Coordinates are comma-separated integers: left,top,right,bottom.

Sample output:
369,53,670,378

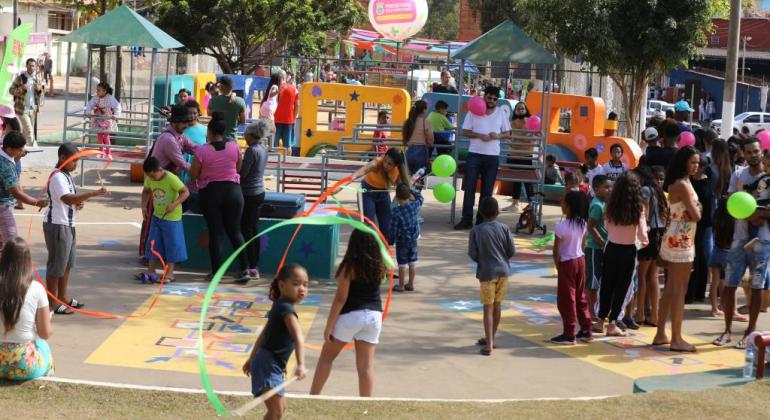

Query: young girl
402,100,433,175
372,110,390,155
259,73,281,132
710,198,736,319
85,81,120,158
596,172,648,337
242,263,308,419
0,238,53,380
551,191,592,345
311,229,386,397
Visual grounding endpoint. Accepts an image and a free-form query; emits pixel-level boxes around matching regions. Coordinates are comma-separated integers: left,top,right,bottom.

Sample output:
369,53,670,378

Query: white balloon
368,0,428,42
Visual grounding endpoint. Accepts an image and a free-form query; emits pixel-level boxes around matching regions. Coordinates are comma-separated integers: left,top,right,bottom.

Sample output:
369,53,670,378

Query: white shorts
331,309,382,344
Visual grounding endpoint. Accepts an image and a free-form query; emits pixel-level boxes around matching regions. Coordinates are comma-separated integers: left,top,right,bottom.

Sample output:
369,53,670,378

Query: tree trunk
98,0,107,83
611,72,648,141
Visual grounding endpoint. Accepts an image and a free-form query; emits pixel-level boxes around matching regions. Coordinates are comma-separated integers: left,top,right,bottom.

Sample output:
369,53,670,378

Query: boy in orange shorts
468,197,516,356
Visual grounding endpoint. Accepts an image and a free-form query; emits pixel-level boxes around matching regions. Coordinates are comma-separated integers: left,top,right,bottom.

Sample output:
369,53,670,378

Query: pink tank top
195,141,240,189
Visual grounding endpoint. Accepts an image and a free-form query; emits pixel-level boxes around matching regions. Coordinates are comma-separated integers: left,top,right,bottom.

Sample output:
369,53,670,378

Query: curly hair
336,229,385,287
605,172,643,226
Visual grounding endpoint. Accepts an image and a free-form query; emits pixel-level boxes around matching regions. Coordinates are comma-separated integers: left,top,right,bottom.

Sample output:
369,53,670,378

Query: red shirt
274,83,298,124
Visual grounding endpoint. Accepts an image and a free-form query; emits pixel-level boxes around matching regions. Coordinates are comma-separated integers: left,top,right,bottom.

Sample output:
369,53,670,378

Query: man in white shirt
455,86,512,229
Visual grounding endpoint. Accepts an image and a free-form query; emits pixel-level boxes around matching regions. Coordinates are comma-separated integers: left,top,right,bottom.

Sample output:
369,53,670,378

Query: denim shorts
709,247,729,269
250,348,287,397
145,217,188,264
725,238,770,290
396,241,418,266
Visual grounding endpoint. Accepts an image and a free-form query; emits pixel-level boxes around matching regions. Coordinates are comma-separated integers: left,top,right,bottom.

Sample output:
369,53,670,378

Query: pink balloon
468,96,486,116
679,131,696,148
758,130,770,151
526,115,541,131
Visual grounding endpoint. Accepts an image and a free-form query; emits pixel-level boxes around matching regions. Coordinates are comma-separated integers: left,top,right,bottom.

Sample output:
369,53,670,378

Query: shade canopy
451,20,557,65
60,5,183,49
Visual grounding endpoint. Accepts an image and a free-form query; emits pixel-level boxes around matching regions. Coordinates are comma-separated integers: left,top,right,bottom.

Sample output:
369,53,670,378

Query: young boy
544,154,564,185
45,143,107,314
140,156,190,283
602,143,627,182
372,110,390,155
428,100,454,156
388,184,424,292
0,131,47,249
585,174,611,325
468,197,516,356
581,148,605,190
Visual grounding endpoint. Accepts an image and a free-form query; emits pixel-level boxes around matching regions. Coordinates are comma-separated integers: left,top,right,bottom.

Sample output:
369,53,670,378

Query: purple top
151,125,198,172
195,141,241,189
554,220,586,262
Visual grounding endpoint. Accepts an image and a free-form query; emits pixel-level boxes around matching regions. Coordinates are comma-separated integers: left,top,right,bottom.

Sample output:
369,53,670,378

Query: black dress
686,176,713,302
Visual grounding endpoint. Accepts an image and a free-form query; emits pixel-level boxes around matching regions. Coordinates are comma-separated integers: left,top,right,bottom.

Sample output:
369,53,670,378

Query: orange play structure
526,92,642,168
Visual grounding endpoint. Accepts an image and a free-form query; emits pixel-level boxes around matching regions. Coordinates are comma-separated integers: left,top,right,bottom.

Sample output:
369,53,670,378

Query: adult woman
402,100,434,175
239,121,270,279
180,100,207,185
310,230,385,396
350,148,410,239
653,146,702,352
190,112,250,282
259,73,281,133
505,102,535,212
0,238,53,380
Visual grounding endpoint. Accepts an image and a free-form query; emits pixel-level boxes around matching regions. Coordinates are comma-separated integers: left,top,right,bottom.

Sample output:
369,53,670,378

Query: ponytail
269,263,304,301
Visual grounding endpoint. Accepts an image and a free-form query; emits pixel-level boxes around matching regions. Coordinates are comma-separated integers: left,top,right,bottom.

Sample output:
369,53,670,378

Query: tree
516,0,712,136
467,0,521,33
417,0,459,41
153,0,364,74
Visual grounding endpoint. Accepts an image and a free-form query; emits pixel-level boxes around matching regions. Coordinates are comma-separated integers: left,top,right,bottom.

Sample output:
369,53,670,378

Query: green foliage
153,0,364,74
417,0,459,40
468,0,521,33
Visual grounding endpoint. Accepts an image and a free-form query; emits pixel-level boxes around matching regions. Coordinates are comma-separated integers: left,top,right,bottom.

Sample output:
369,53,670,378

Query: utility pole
722,0,742,136
12,0,18,28
742,35,752,112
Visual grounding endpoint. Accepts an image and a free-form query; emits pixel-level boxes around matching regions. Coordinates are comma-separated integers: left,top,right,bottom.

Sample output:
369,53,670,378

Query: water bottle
411,167,426,183
743,345,756,378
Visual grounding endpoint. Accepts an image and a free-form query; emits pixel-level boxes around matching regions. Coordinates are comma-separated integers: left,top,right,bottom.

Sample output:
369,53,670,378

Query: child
428,100,454,156
585,174,611,323
85,81,120,158
710,198,736,319
139,157,190,283
544,154,564,185
45,143,107,314
388,184,424,292
686,155,714,303
372,110,390,155
596,172,648,337
602,143,627,182
243,263,308,419
0,132,47,250
552,191,592,345
634,166,667,328
582,148,605,189
468,197,516,355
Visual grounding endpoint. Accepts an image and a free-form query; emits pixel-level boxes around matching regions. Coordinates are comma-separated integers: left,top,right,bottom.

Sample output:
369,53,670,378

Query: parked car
647,100,675,118
710,112,770,135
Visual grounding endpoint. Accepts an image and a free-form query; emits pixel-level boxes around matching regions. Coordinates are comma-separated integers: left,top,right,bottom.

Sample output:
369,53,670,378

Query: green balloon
727,191,757,219
433,182,456,204
432,154,457,177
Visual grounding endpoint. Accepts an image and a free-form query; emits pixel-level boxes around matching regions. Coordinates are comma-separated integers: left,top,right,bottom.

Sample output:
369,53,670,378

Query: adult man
713,138,769,349
9,58,43,147
432,70,458,94
639,119,679,168
273,70,299,154
43,52,54,96
207,76,246,140
455,86,511,229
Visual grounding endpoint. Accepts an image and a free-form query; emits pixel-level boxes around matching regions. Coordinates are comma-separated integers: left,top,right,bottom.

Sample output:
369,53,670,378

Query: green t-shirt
207,95,246,140
427,111,452,132
144,171,185,221
586,197,607,249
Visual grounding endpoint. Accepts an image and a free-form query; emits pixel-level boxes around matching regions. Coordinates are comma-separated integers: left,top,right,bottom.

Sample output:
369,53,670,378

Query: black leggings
598,242,637,322
200,182,248,273
241,192,265,270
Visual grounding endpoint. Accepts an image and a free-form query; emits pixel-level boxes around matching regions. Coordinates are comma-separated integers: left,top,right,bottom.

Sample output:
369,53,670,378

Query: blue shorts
725,238,770,290
396,241,418,267
250,348,287,397
709,247,729,269
145,217,187,264
273,123,294,148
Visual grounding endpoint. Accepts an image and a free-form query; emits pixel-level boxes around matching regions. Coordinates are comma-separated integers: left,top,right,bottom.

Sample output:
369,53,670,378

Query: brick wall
459,0,482,41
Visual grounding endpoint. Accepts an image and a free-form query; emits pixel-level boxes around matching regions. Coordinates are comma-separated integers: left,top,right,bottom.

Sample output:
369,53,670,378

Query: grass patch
0,380,769,419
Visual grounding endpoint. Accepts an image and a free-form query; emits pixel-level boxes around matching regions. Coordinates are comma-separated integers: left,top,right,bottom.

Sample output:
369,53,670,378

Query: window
744,114,760,123
48,12,73,31
710,35,720,46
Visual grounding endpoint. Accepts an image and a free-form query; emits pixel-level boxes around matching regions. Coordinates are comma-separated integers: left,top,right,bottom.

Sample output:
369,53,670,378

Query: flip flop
735,337,749,350
68,298,85,309
53,304,74,315
734,313,749,322
712,333,732,347
476,338,498,348
479,348,491,356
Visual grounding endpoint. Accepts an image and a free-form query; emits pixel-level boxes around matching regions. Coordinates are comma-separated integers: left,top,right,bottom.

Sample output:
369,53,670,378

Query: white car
647,100,675,118
710,112,770,135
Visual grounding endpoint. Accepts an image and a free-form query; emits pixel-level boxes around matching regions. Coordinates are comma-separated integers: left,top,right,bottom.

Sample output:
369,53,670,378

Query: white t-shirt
44,171,77,226
462,107,511,156
0,281,49,343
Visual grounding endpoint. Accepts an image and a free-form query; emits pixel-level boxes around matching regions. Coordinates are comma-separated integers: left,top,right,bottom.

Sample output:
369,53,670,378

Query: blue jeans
687,226,713,300
461,152,499,224
726,237,770,290
273,123,294,148
406,145,429,175
362,180,392,239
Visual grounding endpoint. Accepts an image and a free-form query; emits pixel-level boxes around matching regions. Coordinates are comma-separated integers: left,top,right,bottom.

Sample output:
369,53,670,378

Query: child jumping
388,184,424,292
469,197,516,355
139,157,190,283
243,263,308,420
85,81,120,158
552,190,592,345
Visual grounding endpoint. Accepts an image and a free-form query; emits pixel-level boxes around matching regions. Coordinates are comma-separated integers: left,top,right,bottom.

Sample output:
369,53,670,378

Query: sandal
404,284,414,291
68,298,85,309
479,348,492,356
734,313,749,322
712,333,732,347
53,305,74,315
476,338,498,348
392,285,404,292
735,337,749,350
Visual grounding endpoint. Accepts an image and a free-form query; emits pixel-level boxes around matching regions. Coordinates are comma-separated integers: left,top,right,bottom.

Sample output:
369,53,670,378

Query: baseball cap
643,127,659,142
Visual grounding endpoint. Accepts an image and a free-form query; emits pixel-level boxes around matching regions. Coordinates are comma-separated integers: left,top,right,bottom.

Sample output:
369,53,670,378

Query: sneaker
248,268,260,280
616,320,628,332
234,270,251,284
622,318,640,330
454,220,473,230
576,330,594,343
550,334,576,345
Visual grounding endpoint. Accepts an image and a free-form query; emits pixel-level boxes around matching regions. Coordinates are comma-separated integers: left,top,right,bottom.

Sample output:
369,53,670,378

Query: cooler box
261,192,305,219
